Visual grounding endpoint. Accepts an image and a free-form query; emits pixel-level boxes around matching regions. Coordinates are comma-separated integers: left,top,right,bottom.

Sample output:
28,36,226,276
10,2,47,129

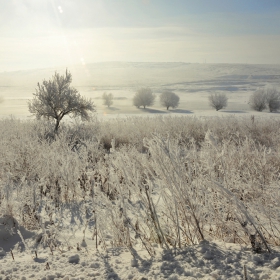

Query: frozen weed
0,115,279,256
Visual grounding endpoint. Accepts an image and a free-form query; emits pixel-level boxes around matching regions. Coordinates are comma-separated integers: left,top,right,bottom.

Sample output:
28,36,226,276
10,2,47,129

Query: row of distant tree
249,88,280,112
103,87,229,111
206,88,280,112
103,87,280,113
103,88,180,110
23,70,280,133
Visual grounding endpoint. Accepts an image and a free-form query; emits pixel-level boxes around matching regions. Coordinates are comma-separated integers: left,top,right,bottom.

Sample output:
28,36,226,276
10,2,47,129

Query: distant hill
0,62,280,88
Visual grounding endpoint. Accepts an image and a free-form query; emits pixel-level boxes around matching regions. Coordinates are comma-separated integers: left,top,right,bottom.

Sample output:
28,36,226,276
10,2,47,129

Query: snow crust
1,231,280,279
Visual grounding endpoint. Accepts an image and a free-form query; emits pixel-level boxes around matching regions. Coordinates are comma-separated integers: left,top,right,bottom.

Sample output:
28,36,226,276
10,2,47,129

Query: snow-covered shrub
249,89,267,111
28,70,95,132
133,87,155,109
0,115,280,257
266,87,280,112
208,92,228,111
160,91,180,110
102,92,113,107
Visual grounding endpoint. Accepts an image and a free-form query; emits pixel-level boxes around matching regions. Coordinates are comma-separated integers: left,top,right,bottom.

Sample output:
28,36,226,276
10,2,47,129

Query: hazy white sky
1,0,280,71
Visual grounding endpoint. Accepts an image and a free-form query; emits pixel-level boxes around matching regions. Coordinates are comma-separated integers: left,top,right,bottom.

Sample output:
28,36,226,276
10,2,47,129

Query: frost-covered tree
266,88,280,112
208,92,228,111
28,70,95,132
102,92,113,107
160,91,180,110
133,87,155,109
249,89,267,112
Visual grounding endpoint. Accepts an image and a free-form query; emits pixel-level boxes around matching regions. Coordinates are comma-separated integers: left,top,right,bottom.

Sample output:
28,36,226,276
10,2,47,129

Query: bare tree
208,92,228,111
133,87,155,109
249,89,267,111
102,92,113,107
266,88,280,112
160,91,180,110
28,70,95,132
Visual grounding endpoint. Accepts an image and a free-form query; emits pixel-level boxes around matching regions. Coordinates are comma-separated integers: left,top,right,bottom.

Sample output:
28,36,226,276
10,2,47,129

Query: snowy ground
1,232,280,279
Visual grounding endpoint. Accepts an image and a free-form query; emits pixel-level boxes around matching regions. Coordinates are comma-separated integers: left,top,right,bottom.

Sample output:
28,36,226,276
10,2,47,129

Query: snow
1,234,280,279
0,249,5,257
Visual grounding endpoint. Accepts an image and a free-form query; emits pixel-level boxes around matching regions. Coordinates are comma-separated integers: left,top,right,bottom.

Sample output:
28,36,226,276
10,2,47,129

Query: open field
0,63,280,119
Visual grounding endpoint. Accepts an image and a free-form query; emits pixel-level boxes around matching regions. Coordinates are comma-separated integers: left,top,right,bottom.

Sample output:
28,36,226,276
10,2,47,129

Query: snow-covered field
1,63,280,279
0,62,280,118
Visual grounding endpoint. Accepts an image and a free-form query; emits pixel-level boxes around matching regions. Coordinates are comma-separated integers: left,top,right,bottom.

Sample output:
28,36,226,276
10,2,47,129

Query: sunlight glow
0,0,280,71
80,57,85,65
58,6,63,14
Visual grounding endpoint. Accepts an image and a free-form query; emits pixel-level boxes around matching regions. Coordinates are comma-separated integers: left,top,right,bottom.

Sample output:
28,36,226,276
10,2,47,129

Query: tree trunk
54,119,60,133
